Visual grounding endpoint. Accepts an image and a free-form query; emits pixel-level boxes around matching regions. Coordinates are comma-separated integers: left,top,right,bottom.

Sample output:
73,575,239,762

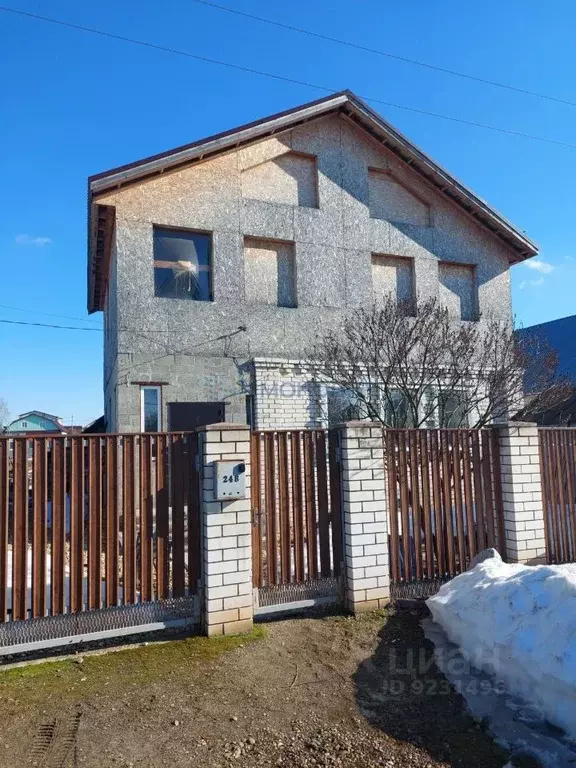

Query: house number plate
213,460,247,500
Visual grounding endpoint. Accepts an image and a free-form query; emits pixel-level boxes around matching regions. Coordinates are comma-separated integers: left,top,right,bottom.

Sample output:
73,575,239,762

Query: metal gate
251,429,343,615
385,429,505,599
0,432,201,655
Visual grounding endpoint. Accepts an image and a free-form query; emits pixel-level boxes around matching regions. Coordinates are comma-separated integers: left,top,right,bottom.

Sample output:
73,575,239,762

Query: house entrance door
167,402,225,431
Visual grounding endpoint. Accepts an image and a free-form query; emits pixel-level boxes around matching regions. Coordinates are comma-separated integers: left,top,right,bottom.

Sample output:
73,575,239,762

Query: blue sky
1,0,576,425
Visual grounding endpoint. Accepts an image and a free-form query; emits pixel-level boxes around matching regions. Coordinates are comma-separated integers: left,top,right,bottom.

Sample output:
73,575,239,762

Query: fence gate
539,428,576,564
385,429,505,599
251,429,343,615
0,432,201,655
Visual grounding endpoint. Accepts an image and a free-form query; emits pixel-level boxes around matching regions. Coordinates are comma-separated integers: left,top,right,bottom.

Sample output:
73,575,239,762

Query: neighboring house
87,90,538,434
4,411,82,436
516,314,576,425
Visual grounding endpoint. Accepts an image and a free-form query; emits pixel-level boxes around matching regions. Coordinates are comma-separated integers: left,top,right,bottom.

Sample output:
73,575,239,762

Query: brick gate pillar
339,422,390,614
493,422,547,565
197,423,254,636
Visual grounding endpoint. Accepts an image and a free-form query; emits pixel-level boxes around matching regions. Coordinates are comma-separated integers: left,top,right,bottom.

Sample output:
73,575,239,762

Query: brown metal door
167,402,225,431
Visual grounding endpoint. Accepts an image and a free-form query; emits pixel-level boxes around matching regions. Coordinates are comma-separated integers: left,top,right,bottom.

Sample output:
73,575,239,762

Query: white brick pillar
197,423,254,636
494,422,547,565
339,421,390,614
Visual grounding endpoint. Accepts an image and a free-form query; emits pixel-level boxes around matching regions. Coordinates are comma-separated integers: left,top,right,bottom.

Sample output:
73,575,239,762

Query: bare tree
309,297,570,428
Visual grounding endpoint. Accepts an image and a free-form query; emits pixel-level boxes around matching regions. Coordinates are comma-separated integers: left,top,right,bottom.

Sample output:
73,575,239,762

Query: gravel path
0,607,508,767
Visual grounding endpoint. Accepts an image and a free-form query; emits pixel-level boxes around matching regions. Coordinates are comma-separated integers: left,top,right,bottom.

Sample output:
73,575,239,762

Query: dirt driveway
0,608,507,768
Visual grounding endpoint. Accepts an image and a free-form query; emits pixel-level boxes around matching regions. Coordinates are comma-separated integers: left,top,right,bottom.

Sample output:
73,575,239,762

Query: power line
2,5,576,149
0,318,100,331
190,0,576,109
0,303,103,326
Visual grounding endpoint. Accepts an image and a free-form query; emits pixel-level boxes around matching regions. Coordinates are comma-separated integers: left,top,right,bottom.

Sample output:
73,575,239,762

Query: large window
141,386,161,432
326,388,362,425
153,227,212,301
438,391,469,428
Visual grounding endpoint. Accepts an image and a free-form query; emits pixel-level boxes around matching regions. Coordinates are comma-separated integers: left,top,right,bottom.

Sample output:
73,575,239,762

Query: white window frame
140,386,162,432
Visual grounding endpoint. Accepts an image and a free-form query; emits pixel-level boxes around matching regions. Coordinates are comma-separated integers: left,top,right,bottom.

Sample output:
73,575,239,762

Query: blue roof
516,314,576,385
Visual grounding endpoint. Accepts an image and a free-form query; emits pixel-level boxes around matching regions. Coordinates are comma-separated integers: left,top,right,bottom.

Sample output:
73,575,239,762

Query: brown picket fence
251,429,343,591
385,429,505,595
0,432,200,624
539,428,576,564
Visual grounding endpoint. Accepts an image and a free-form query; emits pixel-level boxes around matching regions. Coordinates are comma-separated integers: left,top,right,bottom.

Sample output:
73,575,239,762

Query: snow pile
427,551,576,741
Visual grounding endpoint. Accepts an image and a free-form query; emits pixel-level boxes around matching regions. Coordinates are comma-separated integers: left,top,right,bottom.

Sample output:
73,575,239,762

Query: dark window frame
153,225,214,302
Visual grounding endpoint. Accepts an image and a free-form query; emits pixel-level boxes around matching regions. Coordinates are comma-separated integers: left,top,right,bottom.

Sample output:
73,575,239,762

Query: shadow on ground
353,608,507,768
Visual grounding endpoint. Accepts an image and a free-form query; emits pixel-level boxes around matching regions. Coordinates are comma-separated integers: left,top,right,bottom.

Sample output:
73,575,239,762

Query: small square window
153,228,212,301
439,262,478,321
372,254,416,315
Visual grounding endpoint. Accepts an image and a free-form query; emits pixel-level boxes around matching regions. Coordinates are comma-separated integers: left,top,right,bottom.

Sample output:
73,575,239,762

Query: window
439,262,478,321
327,388,362,425
21,421,28,428
439,392,469,428
244,237,296,307
368,169,431,226
153,228,212,301
141,386,161,432
371,255,416,315
381,390,417,428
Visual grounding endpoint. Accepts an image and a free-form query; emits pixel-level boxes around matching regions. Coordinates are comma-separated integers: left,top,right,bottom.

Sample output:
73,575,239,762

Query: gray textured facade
88,93,536,433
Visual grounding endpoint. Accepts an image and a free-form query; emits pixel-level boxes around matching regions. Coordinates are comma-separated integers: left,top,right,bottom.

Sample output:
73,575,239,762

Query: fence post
493,421,547,565
197,423,253,636
339,421,390,614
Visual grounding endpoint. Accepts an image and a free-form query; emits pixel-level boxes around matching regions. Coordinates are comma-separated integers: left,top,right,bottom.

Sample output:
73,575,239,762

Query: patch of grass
0,626,266,704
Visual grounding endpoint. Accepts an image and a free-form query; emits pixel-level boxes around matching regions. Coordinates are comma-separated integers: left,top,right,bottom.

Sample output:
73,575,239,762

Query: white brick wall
495,423,547,564
253,358,324,429
340,422,390,612
199,423,254,636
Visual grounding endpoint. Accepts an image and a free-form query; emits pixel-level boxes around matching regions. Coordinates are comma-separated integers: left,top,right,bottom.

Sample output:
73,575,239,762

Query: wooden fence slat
451,432,466,573
156,435,169,599
265,433,278,585
105,436,118,608
544,432,558,561
88,438,103,611
564,430,576,561
12,438,28,621
538,431,552,563
140,435,153,602
441,432,456,577
554,433,569,562
187,433,201,594
69,437,84,613
303,431,319,580
430,431,445,576
470,431,487,549
291,432,305,583
51,438,66,617
316,431,331,579
32,438,47,618
387,432,400,582
0,440,8,622
490,431,506,560
398,434,411,581
277,432,291,584
328,430,343,579
408,432,423,580
123,436,136,604
171,435,186,598
419,432,434,579
251,432,262,589
461,432,478,558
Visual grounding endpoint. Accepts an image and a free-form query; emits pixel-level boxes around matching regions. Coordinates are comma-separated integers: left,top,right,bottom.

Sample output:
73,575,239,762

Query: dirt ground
0,607,509,768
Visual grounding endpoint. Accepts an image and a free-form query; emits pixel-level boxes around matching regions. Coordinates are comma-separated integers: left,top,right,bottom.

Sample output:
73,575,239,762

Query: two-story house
87,91,538,434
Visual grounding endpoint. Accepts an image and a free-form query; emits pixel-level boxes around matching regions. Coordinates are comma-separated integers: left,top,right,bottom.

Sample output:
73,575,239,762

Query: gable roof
87,89,538,312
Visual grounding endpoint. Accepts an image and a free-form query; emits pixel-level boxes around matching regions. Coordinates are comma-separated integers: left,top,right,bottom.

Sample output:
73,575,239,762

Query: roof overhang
87,90,538,312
